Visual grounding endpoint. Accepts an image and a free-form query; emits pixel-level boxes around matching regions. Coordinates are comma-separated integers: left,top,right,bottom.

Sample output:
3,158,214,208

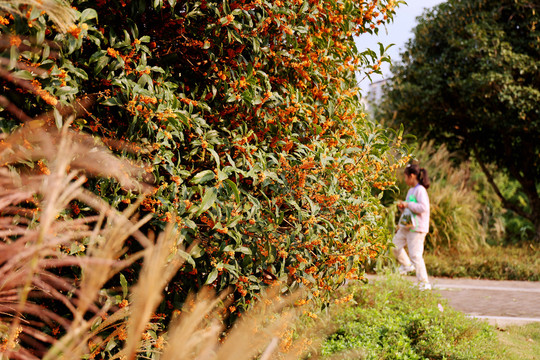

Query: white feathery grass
160,287,228,360
159,285,331,360
214,287,299,360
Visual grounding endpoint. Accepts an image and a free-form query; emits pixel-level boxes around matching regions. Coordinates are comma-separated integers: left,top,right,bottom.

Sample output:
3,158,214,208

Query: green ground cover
496,323,540,360
319,275,539,360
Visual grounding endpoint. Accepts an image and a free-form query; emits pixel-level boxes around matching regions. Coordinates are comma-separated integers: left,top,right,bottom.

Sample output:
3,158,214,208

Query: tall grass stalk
123,223,189,360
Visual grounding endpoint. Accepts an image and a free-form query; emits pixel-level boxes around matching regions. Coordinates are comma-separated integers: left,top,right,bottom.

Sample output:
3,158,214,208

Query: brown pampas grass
0,122,155,359
122,223,189,360
160,285,334,360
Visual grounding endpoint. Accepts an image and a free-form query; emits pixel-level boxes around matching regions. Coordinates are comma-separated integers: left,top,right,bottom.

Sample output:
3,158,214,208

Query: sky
355,0,446,96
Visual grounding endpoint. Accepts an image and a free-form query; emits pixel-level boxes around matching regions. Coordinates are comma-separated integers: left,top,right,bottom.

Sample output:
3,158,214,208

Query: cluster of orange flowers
141,197,163,213
36,159,50,175
67,23,86,38
107,47,120,58
0,15,11,25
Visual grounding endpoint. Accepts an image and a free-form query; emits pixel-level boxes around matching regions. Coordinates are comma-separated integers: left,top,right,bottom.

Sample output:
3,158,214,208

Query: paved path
367,274,540,327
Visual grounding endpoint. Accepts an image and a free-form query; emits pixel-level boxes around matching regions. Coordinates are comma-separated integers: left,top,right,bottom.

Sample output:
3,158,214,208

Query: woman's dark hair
405,164,430,189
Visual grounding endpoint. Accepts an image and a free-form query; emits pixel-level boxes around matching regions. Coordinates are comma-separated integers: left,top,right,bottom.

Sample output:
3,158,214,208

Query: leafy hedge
0,0,406,312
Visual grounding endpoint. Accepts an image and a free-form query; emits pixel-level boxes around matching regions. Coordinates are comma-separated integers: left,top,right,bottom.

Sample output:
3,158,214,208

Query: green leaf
205,268,218,284
191,170,215,184
36,27,45,44
189,245,204,259
12,70,35,80
41,44,50,61
195,188,218,217
138,73,154,91
53,108,63,129
95,56,109,74
237,246,251,255
208,148,221,169
80,9,98,22
90,317,102,332
101,97,123,106
184,219,197,229
224,179,240,203
120,273,128,299
9,46,18,70
105,340,117,352
178,249,196,266
55,86,78,96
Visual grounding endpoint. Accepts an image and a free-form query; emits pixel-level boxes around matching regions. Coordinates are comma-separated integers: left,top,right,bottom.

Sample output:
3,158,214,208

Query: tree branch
472,146,532,221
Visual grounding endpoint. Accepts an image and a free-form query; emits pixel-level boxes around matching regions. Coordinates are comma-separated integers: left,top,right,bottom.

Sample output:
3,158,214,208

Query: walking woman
393,163,431,290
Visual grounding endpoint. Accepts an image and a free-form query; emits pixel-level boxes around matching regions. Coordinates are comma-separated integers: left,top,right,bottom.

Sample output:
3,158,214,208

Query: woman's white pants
392,228,429,284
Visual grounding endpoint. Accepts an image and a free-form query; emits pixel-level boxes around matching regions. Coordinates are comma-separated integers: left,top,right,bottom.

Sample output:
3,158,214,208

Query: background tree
379,0,540,240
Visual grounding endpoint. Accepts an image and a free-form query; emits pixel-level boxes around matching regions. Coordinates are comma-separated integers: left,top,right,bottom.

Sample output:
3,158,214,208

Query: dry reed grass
0,122,157,359
0,0,76,33
160,285,329,360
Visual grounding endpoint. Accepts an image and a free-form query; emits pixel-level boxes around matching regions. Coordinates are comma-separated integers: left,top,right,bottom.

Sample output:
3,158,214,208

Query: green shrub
492,175,537,243
321,275,504,359
0,0,408,313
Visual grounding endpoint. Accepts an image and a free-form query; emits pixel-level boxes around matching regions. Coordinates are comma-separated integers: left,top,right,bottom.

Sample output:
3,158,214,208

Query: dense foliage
0,0,407,318
378,0,540,240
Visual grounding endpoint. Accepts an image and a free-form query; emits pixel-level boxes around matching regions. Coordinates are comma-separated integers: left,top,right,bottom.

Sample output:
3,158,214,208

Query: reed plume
0,0,76,33
0,122,154,359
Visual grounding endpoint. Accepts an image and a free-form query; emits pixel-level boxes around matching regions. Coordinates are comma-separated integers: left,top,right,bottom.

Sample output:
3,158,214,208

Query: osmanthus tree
379,0,540,240
1,0,407,327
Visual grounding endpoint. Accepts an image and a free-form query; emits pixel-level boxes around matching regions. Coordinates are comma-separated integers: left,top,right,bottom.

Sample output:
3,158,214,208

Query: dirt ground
367,274,540,327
